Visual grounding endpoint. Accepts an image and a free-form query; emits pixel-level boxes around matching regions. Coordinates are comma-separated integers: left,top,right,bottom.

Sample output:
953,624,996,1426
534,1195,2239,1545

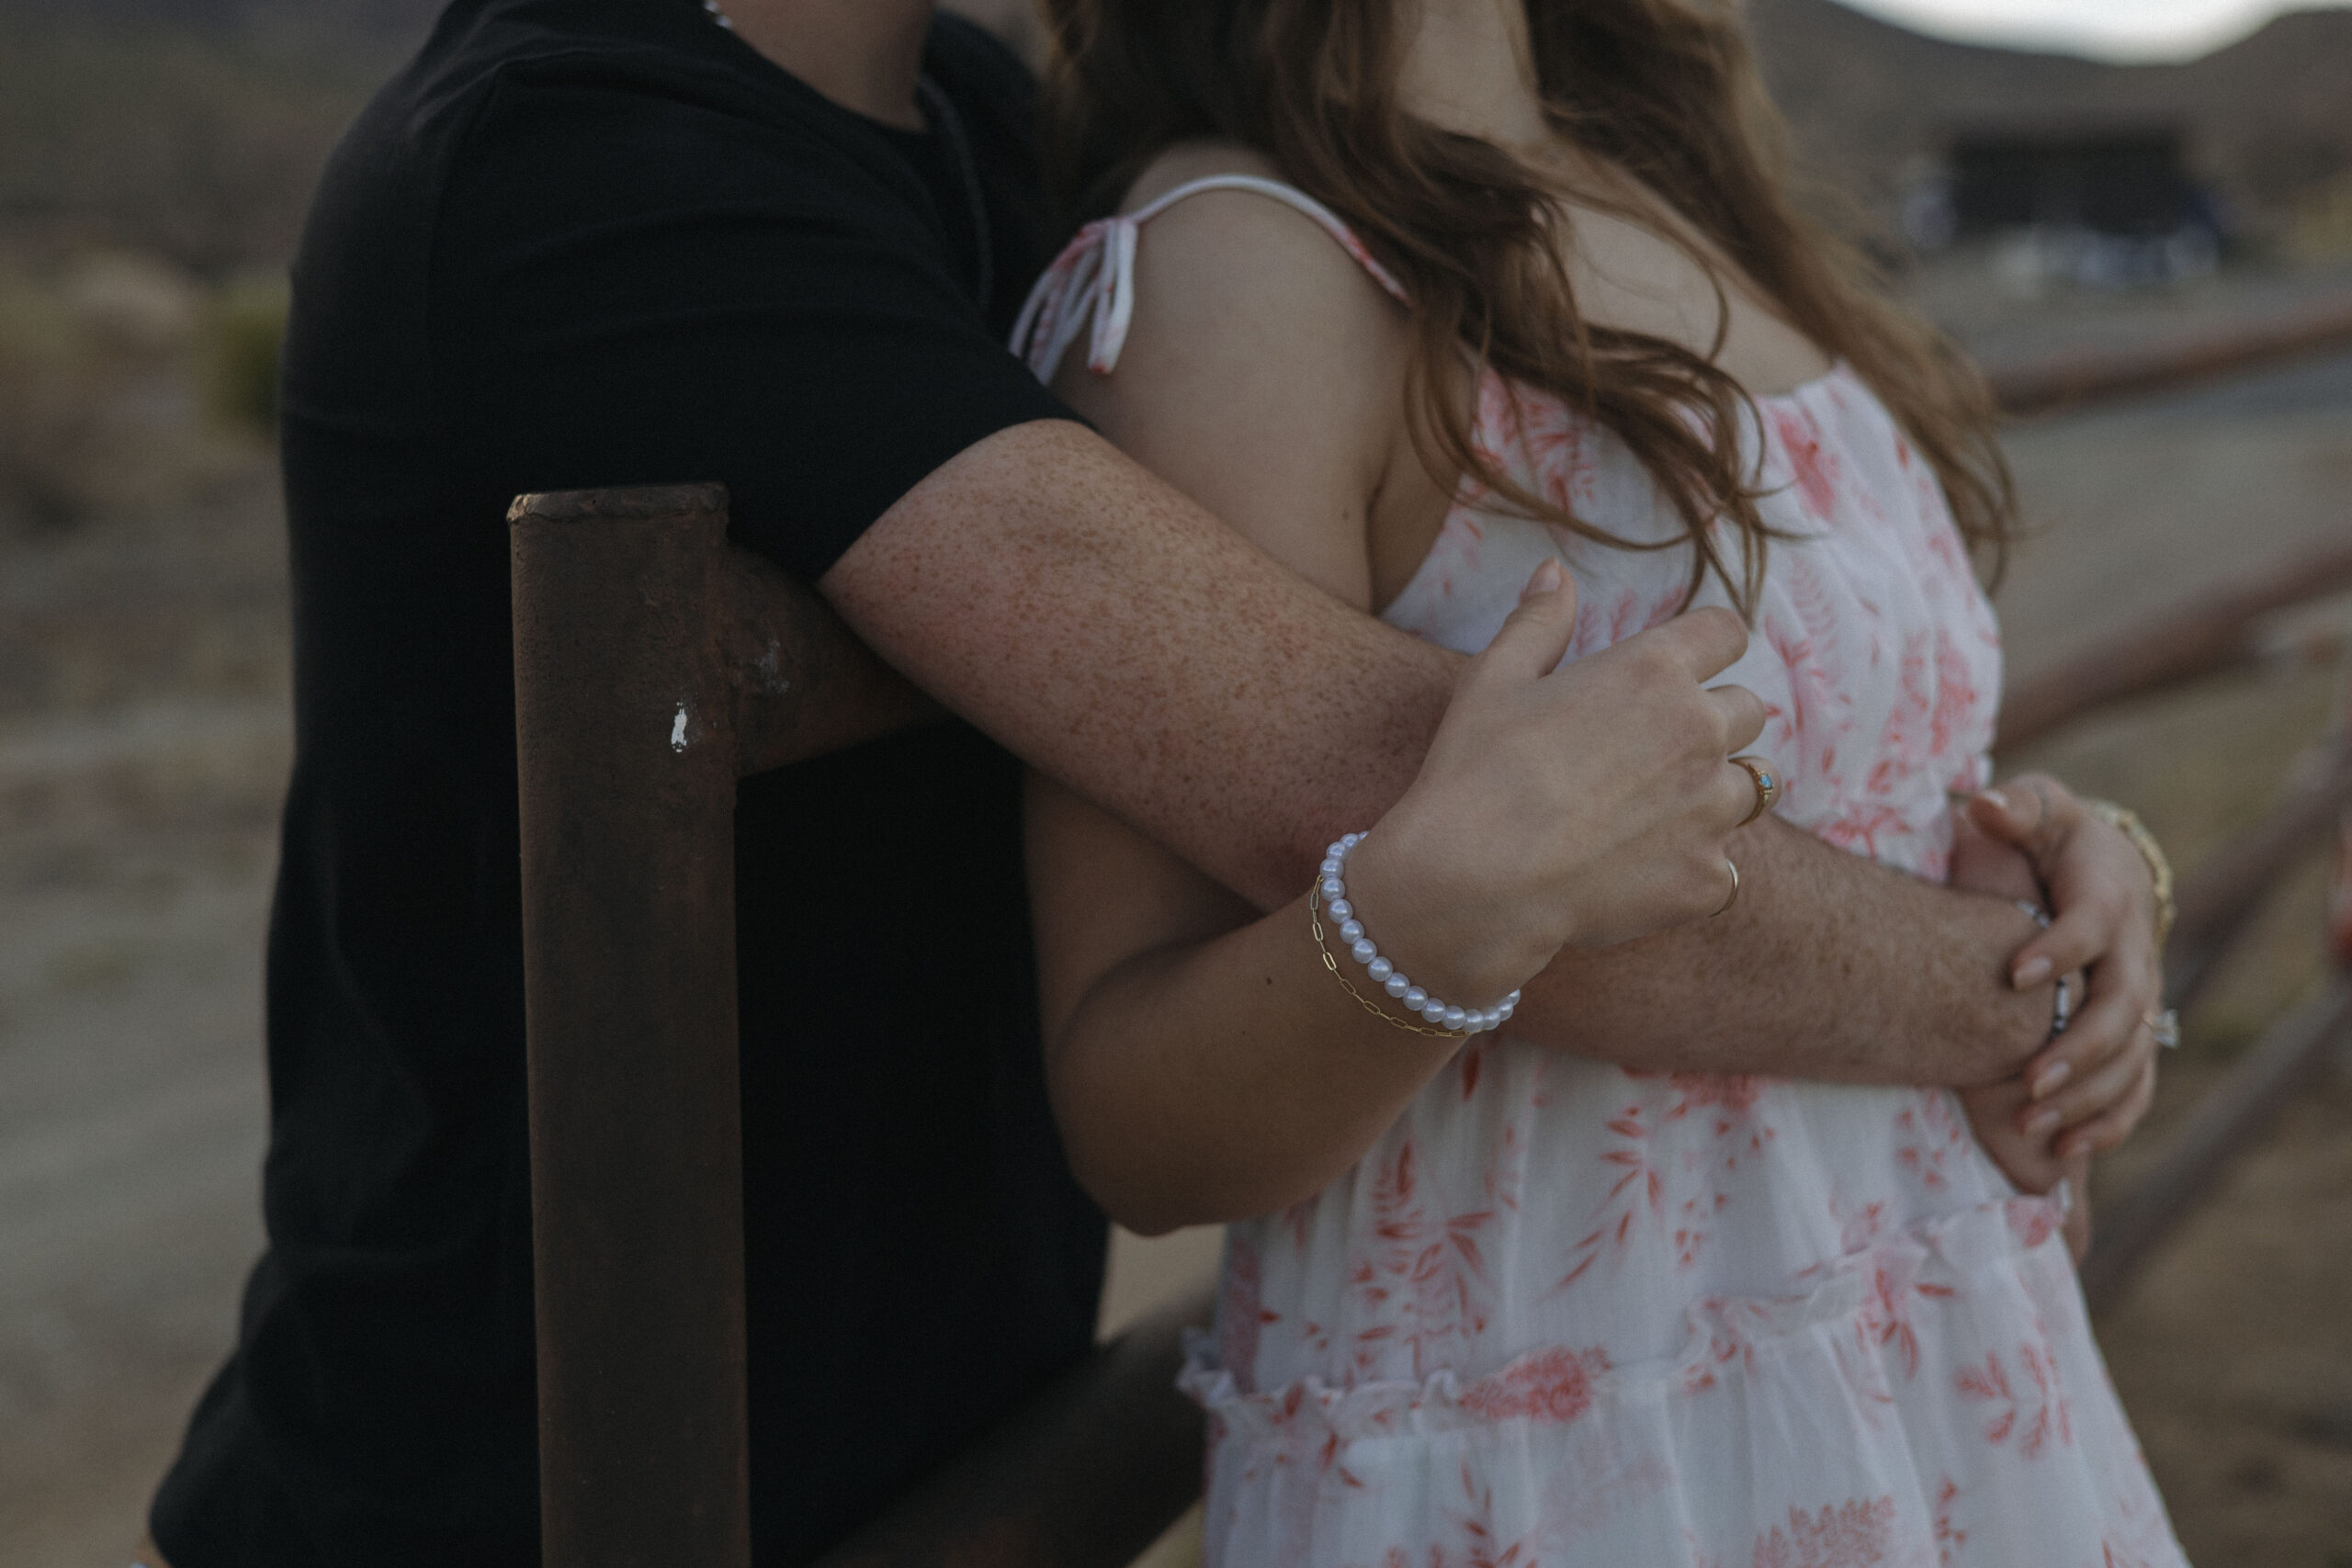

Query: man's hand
1966,775,2163,1160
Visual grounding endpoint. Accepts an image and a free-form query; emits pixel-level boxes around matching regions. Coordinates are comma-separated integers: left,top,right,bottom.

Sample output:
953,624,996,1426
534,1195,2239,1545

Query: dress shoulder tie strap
1011,174,1410,386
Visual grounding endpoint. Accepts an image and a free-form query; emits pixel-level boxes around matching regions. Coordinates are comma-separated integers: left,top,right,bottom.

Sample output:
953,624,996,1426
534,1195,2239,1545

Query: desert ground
3,271,2349,1566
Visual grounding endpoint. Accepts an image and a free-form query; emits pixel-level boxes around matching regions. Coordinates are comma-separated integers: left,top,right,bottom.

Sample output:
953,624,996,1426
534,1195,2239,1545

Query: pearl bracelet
1316,833,1519,1037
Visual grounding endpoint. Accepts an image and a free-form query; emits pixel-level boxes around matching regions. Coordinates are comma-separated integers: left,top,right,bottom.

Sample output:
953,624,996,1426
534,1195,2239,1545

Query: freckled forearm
832,429,2047,1086
1049,894,1464,1233
825,422,1453,906
1507,818,2051,1086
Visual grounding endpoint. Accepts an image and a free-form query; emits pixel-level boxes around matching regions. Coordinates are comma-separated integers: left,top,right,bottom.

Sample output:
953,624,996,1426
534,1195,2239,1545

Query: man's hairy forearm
828,423,2048,1091
1510,818,2052,1088
824,422,1451,906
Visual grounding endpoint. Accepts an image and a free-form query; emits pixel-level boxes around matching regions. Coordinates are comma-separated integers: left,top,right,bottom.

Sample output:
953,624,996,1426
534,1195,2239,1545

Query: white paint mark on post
672,705,689,752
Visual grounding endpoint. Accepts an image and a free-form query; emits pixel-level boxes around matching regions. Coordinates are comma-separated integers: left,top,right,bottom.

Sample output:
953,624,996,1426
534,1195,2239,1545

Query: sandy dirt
1,319,2348,1565
0,476,285,1566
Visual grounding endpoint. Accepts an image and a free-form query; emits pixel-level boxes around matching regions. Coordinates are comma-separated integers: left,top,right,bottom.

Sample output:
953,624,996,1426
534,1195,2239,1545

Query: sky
1844,0,2352,60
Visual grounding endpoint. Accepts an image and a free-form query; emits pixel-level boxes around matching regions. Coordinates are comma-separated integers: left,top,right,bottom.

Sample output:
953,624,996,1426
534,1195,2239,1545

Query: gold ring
1730,756,1781,828
1712,858,1741,917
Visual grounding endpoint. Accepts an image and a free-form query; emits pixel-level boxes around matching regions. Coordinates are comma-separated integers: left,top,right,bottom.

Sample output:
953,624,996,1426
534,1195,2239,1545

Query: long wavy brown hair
1036,0,2015,610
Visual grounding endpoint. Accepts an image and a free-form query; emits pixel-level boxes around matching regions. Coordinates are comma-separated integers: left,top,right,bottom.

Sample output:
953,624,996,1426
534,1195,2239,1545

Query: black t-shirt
150,3,1102,1563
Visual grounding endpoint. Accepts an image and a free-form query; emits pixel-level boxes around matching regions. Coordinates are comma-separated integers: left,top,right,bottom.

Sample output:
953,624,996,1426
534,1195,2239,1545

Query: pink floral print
1458,1346,1611,1425
1751,1495,1899,1568
1019,176,2187,1568
1955,1337,2075,1460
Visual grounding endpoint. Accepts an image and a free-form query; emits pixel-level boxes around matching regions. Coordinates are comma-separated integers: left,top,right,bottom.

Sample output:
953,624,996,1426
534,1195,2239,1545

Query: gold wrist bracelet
2083,798,2176,947
1308,886,1478,1041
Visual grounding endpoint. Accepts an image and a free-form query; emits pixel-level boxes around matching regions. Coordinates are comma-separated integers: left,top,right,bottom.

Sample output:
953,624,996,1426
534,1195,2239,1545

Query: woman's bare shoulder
1102,141,1406,359
1057,140,1408,439
1050,141,1413,606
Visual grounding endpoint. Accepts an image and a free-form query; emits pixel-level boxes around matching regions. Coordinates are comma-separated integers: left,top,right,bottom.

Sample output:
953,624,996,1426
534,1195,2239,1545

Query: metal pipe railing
2007,548,2352,1312
1994,537,2352,753
1984,292,2352,419
2080,976,2352,1311
2161,739,2352,1012
814,1289,1212,1568
1984,309,2352,1314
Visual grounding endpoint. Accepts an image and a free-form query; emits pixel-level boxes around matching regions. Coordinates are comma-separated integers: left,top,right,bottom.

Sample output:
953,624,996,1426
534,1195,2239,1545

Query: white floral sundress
1014,175,2188,1568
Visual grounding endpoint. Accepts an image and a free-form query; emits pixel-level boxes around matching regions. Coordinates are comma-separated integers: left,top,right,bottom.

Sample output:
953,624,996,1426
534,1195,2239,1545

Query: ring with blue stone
1731,755,1781,827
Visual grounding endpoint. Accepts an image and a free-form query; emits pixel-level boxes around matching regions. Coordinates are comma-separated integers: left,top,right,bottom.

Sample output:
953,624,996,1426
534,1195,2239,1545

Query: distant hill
0,9,403,271
1752,0,2352,224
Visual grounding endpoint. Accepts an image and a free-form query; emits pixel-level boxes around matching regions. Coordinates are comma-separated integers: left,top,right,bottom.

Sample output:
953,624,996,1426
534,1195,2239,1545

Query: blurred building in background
1747,0,2352,276
1902,121,2224,289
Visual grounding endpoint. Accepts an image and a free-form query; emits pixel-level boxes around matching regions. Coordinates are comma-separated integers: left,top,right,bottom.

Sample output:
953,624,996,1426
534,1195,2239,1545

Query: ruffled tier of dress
1182,1195,2185,1568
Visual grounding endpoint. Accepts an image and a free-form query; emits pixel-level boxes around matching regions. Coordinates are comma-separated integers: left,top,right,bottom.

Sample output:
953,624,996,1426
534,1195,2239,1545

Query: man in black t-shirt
153,8,1099,1563
144,2,2143,1563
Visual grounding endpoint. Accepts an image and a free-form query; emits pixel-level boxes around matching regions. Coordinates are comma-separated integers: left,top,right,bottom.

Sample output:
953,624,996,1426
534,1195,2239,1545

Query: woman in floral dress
1012,0,2185,1562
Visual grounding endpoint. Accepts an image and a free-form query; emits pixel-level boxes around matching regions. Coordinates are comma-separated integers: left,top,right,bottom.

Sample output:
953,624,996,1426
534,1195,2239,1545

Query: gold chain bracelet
2083,798,2176,947
1308,886,1477,1041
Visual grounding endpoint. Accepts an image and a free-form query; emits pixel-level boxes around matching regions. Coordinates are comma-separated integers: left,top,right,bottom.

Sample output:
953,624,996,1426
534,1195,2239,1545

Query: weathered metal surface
2083,975,2352,1313
714,545,938,778
1996,537,2352,754
1986,294,2352,419
814,1288,1213,1568
512,488,1193,1568
511,483,752,1568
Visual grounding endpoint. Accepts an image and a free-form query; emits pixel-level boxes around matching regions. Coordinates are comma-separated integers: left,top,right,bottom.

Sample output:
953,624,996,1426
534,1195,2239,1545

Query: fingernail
2030,1061,2071,1100
1521,558,1565,601
1979,788,2009,813
2014,956,2052,988
2023,1107,2063,1137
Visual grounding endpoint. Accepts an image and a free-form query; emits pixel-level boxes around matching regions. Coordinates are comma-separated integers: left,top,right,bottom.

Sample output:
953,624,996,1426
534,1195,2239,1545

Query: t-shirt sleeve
432,64,1075,582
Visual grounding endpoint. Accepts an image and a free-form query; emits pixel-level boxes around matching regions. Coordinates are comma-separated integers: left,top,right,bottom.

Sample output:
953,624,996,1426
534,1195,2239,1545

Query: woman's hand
1342,559,1769,1007
1946,798,2102,1262
1957,1073,2093,1257
1964,774,2164,1160
1947,808,2078,1196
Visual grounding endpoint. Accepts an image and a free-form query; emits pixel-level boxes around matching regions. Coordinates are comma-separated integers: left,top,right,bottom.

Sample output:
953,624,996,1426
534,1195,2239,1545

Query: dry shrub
0,250,264,533
205,273,288,434
0,259,119,530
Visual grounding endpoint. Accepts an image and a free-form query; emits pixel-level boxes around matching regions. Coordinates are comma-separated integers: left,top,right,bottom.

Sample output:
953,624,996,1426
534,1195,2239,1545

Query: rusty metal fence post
512,484,752,1568
510,483,1208,1568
